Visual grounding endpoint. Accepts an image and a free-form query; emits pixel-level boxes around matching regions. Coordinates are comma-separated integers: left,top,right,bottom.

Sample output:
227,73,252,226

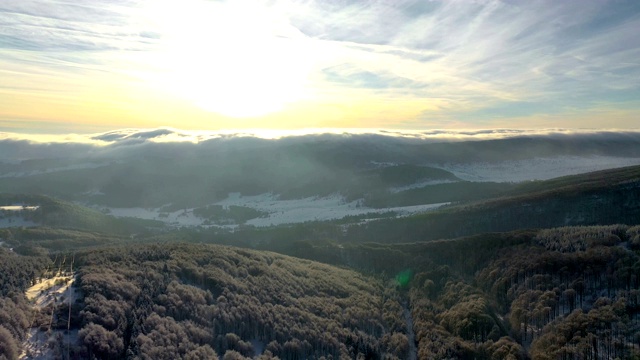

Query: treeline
0,227,127,254
535,225,630,252
62,244,411,359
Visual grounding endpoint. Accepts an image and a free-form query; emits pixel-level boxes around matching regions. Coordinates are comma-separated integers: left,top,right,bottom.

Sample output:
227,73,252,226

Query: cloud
3,128,640,171
0,0,639,130
4,127,640,145
286,0,640,118
321,64,425,90
0,138,98,161
0,0,153,51
91,128,177,142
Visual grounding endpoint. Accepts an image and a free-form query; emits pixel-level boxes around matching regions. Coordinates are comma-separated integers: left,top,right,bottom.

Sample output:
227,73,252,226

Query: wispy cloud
307,1,640,105
0,0,639,130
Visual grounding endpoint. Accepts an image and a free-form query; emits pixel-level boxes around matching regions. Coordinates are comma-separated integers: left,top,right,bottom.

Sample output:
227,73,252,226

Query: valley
2,132,640,359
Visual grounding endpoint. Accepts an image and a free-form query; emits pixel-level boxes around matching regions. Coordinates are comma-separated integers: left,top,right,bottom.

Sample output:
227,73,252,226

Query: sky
1,0,640,134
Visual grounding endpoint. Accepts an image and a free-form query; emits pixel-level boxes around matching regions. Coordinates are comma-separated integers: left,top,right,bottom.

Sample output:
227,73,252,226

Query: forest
2,224,640,359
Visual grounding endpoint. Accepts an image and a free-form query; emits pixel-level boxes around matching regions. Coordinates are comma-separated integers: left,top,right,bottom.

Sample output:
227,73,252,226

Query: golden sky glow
1,0,640,133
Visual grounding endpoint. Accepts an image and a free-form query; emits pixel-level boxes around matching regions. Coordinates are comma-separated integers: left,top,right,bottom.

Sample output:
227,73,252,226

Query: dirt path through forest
403,301,417,360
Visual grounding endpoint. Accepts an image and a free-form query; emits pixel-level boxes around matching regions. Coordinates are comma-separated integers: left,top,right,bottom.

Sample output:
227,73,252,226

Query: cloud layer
3,127,640,147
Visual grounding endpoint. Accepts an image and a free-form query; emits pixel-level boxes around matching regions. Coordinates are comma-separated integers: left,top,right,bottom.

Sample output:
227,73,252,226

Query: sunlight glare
145,0,313,118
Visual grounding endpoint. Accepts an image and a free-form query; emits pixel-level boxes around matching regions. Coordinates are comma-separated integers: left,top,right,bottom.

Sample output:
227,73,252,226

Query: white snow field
105,193,448,228
438,156,640,183
107,207,205,226
0,205,40,228
217,193,447,227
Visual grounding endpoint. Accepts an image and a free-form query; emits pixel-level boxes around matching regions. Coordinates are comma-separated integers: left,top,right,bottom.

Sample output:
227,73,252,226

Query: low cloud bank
1,128,640,161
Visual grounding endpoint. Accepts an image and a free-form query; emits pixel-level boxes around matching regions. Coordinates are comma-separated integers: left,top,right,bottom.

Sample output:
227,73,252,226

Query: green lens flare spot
395,269,412,288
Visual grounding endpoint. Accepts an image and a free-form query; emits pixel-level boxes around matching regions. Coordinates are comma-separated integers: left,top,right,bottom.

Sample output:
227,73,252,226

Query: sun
145,0,313,118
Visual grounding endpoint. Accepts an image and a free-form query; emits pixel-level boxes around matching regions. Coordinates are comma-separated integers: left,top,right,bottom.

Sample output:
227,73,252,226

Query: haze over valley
2,129,640,229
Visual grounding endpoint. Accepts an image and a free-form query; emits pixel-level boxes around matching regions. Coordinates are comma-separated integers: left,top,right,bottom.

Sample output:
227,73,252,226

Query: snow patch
106,207,204,227
26,275,77,308
0,205,39,227
21,329,78,360
22,274,79,360
438,156,640,183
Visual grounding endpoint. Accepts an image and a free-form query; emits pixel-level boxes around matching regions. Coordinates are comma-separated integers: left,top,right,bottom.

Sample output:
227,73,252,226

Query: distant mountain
1,132,640,209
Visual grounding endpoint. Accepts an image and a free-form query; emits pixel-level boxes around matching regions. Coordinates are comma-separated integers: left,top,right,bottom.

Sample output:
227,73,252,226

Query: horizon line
2,126,640,145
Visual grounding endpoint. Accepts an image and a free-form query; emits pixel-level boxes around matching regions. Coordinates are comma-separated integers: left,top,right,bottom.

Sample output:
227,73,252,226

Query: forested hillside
3,224,640,359
277,225,640,359
343,166,640,243
44,244,412,359
0,194,163,234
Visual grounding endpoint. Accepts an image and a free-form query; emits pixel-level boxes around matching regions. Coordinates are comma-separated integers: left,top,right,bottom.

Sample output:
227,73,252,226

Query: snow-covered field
438,156,640,183
0,205,39,228
105,193,448,228
107,207,204,226
0,205,39,211
217,193,447,227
